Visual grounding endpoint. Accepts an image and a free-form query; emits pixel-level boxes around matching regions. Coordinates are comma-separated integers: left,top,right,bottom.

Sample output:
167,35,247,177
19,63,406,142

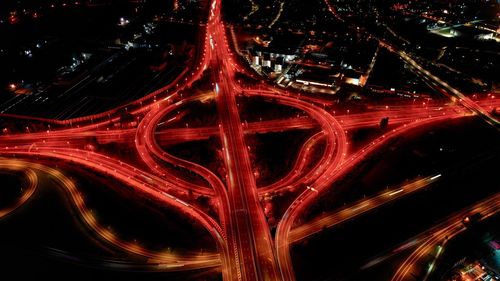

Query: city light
0,0,498,280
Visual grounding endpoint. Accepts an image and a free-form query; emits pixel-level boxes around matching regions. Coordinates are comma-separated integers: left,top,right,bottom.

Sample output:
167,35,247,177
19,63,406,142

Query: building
343,70,363,86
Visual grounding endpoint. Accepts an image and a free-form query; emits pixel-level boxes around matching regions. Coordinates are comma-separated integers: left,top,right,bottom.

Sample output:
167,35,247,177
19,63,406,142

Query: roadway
0,0,497,280
0,158,222,270
391,192,500,281
209,0,282,278
0,159,38,219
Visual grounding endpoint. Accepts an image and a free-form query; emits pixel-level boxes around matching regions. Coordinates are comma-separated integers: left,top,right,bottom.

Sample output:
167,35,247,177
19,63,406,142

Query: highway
391,193,500,281
288,174,442,244
324,0,500,130
0,158,222,270
0,159,38,219
209,0,282,279
0,0,498,280
274,113,465,281
390,46,500,129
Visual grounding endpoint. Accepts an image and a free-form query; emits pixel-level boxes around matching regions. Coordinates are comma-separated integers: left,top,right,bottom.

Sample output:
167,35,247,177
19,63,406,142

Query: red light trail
0,0,499,280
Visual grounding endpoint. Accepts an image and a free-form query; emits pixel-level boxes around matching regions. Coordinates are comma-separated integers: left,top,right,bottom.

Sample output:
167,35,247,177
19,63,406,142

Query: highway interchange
0,0,499,280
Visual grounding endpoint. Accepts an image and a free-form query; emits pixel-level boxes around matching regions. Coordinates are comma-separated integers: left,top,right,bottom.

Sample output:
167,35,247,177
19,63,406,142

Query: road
391,192,500,281
209,0,282,278
0,159,38,219
0,0,498,280
0,158,222,270
324,0,500,130
288,174,442,244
